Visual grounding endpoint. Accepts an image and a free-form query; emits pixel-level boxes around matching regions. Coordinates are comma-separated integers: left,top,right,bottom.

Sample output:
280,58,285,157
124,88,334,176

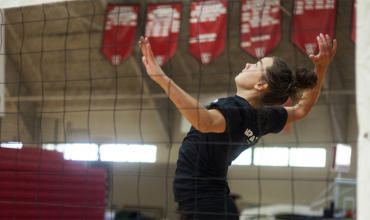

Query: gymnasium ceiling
3,0,355,144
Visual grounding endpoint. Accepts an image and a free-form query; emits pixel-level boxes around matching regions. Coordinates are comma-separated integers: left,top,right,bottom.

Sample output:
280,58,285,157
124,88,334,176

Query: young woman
139,34,336,220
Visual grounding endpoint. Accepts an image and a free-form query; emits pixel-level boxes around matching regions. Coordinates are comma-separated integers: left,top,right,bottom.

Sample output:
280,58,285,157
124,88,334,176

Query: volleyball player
139,33,336,220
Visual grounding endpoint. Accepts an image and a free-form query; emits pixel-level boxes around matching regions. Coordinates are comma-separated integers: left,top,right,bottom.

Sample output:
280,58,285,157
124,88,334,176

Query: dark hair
260,56,317,106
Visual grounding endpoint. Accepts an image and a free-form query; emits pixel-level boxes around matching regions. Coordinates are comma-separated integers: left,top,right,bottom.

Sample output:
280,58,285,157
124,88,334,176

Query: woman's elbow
296,108,309,121
287,107,308,124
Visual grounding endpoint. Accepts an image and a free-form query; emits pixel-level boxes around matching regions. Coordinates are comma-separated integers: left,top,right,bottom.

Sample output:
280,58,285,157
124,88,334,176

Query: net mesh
0,0,356,219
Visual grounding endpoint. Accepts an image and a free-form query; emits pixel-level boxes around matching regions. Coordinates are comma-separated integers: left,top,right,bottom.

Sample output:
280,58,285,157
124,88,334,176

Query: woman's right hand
138,36,167,83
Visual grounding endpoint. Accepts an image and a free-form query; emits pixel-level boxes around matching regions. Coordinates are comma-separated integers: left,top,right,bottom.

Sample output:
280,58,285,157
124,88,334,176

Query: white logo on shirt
244,128,257,143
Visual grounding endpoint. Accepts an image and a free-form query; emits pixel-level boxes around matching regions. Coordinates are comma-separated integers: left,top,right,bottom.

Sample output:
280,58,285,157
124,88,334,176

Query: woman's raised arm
139,36,226,133
285,33,337,124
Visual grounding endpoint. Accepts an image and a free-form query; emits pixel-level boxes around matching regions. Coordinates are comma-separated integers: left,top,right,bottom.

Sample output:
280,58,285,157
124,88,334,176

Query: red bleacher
0,147,107,219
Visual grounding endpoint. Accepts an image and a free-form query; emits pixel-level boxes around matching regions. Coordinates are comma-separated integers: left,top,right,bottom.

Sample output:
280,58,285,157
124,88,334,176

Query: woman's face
235,57,274,90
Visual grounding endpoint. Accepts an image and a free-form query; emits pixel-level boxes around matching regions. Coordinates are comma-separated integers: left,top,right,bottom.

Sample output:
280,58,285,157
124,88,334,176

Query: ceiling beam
0,0,76,9
4,89,355,102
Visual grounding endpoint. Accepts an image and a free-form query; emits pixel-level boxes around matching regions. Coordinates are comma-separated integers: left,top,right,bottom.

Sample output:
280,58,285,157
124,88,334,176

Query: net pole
0,9,4,117
356,0,370,219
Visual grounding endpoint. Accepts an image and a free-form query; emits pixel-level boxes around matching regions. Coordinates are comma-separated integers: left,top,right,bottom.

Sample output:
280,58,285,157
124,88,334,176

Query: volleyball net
0,0,366,219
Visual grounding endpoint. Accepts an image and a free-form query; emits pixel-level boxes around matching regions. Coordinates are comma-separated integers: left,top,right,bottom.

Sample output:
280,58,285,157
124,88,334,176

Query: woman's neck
236,90,261,108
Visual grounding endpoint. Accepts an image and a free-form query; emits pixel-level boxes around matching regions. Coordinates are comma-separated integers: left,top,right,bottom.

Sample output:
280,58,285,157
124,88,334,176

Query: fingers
142,56,148,66
331,39,337,55
317,33,337,56
139,36,149,56
320,33,330,54
317,34,325,54
143,37,151,59
322,34,337,57
146,39,156,63
323,33,330,53
139,36,147,57
325,34,332,49
139,36,157,65
311,33,336,67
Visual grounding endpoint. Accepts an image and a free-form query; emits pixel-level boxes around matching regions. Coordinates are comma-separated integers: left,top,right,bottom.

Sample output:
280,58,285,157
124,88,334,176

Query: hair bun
293,68,318,90
261,57,318,106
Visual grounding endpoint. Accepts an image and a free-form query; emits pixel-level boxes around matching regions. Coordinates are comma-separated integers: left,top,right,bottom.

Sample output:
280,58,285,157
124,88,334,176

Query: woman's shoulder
214,95,252,105
208,96,252,110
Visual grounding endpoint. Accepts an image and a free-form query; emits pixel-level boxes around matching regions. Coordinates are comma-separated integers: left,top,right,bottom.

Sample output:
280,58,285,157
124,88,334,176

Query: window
254,147,289,166
232,148,252,165
334,143,352,172
250,147,326,168
100,144,157,163
335,144,351,166
43,143,98,161
43,143,157,163
0,142,23,149
290,148,326,168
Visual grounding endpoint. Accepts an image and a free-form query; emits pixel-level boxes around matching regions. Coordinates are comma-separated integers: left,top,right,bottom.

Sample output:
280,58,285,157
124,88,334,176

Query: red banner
102,5,138,66
240,0,281,59
351,0,356,43
145,3,181,66
291,0,336,55
189,0,227,64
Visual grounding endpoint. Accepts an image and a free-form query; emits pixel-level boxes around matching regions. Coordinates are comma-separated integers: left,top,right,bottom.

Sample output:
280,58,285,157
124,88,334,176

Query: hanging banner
145,3,181,66
291,0,336,55
101,5,138,66
240,0,281,59
189,0,227,64
351,0,356,43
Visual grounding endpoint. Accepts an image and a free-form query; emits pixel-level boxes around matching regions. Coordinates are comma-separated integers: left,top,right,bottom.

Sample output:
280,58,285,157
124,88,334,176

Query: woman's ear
254,81,268,92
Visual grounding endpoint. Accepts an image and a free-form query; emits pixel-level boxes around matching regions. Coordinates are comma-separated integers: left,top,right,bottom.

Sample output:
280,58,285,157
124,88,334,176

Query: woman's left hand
309,33,337,70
